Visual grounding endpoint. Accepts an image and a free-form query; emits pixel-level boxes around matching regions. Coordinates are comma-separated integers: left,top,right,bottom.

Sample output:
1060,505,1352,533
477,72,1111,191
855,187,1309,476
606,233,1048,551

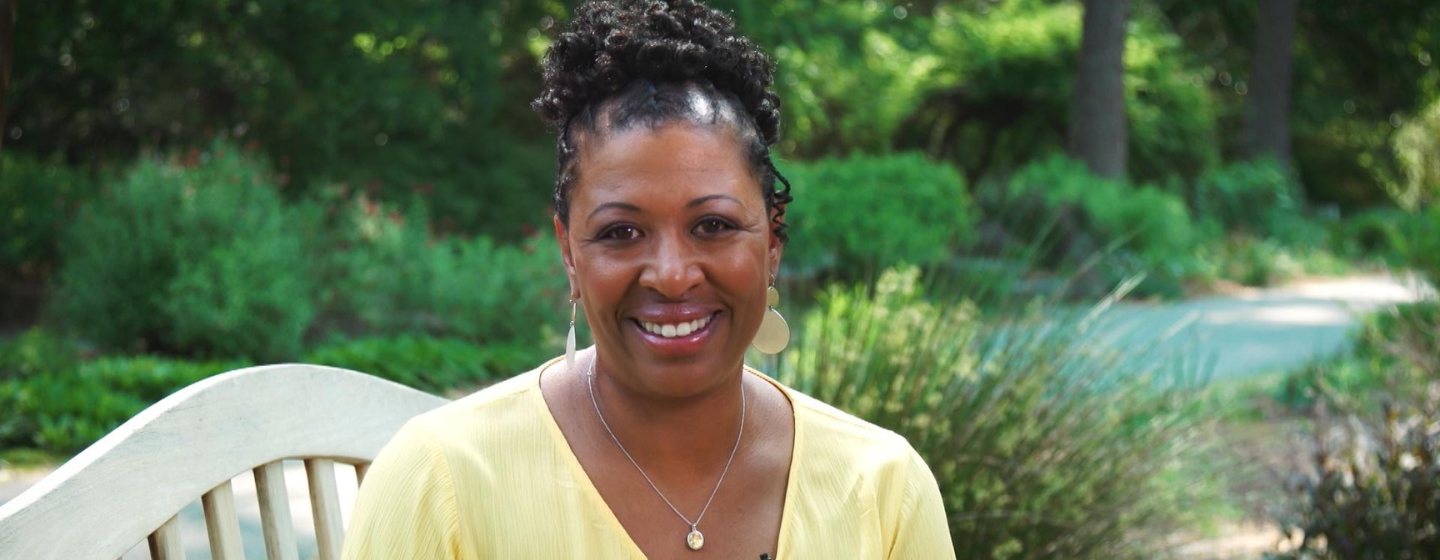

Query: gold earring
566,298,579,373
752,277,789,354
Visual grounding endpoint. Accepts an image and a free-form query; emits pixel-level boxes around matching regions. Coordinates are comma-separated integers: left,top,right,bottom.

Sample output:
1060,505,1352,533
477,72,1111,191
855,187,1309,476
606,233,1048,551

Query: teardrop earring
752,277,789,354
566,298,579,373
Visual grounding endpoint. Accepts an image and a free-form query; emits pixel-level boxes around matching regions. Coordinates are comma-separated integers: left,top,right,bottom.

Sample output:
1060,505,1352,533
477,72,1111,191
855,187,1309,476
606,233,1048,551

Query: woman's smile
631,308,724,357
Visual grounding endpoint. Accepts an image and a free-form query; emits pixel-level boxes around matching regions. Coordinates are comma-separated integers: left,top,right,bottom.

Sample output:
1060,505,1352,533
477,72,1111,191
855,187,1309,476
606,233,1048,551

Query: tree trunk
1242,0,1299,163
0,0,13,151
1067,0,1130,179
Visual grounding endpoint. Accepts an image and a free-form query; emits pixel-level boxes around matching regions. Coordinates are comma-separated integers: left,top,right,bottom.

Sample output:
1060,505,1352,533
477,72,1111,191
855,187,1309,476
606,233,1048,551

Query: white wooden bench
0,364,449,560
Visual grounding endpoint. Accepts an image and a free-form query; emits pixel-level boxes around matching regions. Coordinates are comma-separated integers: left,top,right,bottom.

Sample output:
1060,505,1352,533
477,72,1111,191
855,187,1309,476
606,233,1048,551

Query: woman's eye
695,218,734,235
600,225,641,241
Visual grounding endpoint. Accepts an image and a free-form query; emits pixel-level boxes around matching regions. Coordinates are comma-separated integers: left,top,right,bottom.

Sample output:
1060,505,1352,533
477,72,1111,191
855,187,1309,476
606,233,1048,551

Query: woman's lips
631,311,721,357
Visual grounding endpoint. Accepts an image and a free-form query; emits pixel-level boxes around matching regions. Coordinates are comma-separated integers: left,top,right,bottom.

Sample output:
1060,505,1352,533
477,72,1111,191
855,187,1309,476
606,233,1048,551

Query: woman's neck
587,358,748,477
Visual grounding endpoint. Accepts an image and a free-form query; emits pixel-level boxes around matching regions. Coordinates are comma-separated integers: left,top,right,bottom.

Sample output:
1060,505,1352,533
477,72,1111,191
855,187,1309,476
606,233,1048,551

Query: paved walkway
1095,273,1428,380
1,274,1429,558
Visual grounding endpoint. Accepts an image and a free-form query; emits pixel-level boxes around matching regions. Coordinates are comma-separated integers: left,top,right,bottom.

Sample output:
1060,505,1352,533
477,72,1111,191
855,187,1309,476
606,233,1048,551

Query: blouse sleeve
342,418,463,560
887,448,956,560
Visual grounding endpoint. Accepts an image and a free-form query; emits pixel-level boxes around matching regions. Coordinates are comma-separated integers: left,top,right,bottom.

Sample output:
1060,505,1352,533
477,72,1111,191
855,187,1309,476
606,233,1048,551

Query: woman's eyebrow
687,194,743,208
588,201,643,220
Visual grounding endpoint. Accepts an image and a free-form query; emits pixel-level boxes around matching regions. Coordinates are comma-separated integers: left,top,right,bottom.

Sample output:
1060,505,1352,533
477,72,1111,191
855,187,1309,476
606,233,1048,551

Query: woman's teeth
640,315,712,338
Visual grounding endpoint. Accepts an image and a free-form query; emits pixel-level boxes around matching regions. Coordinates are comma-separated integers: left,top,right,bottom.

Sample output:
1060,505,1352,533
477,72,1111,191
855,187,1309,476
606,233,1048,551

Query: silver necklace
585,357,746,551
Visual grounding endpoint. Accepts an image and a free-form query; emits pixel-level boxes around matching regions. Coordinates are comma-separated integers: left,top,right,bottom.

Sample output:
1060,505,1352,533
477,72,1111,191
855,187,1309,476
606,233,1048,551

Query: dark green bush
1334,206,1440,283
0,356,244,453
0,154,95,279
1195,159,1305,237
304,335,540,393
0,328,81,383
1397,206,1440,284
1337,208,1409,259
780,152,976,276
52,143,316,361
1000,155,1200,271
316,190,568,344
1215,237,1299,287
774,267,1207,559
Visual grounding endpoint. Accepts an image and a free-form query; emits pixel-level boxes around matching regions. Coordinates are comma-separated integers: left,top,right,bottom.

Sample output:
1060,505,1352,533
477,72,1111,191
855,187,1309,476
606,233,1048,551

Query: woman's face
555,122,780,398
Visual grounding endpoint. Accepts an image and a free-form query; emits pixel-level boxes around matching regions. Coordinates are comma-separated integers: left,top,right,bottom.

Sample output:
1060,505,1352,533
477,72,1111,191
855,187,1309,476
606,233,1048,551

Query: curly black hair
532,0,792,243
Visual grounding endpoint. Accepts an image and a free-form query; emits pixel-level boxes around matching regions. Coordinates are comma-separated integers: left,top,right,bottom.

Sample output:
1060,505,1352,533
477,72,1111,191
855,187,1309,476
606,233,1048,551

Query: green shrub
0,356,244,453
1337,208,1409,260
1195,158,1304,236
316,190,568,344
1001,155,1199,270
1218,237,1299,287
1335,206,1440,283
0,328,81,383
1277,301,1439,414
0,154,95,279
53,143,316,361
1396,206,1440,284
773,267,1207,559
1355,301,1440,381
1275,356,1387,413
305,335,541,393
780,153,976,276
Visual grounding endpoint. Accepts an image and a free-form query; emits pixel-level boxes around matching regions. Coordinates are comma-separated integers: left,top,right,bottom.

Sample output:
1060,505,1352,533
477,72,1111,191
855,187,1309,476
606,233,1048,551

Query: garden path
1095,273,1427,380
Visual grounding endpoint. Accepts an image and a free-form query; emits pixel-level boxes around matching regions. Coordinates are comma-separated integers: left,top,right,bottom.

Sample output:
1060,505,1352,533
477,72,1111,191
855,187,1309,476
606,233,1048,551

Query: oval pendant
751,308,789,354
686,529,705,551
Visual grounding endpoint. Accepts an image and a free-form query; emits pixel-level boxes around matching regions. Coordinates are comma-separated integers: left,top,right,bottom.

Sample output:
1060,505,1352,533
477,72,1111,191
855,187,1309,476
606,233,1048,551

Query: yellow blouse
342,356,955,559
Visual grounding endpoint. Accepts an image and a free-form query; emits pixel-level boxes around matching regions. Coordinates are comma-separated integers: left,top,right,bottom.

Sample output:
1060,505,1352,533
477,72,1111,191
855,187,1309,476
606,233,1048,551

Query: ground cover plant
0,329,249,453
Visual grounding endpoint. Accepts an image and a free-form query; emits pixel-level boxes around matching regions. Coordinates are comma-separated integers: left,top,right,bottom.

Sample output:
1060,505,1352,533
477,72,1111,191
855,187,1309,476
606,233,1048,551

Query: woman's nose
639,235,703,299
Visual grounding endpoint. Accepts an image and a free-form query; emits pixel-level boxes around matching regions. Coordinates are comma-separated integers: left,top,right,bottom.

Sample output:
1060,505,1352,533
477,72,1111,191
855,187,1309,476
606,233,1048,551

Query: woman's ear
767,211,784,278
554,215,581,300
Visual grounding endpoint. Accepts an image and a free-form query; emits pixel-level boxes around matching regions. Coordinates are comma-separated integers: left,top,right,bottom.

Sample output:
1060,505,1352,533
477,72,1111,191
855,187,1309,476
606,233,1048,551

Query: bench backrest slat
201,481,245,560
306,459,346,560
254,461,300,560
147,515,185,560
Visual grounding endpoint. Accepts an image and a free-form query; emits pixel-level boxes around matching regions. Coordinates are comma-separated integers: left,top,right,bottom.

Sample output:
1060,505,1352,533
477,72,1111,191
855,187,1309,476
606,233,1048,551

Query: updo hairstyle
531,0,792,243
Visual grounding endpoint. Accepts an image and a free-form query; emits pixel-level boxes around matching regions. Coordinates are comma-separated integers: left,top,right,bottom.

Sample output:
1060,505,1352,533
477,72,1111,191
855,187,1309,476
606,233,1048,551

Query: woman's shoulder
399,356,560,449
750,369,922,473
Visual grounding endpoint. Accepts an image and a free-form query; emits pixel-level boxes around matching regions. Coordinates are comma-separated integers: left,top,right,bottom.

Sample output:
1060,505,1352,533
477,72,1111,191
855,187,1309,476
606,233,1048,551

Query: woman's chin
614,318,743,398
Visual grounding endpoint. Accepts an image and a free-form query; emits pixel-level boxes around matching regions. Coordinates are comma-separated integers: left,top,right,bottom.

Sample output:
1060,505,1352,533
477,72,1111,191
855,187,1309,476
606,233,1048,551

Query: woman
341,1,954,558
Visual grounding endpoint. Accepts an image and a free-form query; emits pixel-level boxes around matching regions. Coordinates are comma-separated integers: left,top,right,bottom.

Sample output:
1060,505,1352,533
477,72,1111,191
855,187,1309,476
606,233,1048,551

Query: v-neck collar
532,349,801,559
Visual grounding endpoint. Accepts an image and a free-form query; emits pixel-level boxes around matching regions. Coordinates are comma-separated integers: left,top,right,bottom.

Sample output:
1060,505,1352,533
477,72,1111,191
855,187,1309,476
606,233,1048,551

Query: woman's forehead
573,124,762,210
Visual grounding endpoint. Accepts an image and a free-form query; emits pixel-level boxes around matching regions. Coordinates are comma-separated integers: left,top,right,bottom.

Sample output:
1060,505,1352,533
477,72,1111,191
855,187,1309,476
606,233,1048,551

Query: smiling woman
340,1,954,559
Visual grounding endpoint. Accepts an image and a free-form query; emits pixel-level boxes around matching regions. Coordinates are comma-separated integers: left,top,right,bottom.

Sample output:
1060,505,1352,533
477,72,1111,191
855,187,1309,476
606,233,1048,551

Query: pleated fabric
341,355,955,560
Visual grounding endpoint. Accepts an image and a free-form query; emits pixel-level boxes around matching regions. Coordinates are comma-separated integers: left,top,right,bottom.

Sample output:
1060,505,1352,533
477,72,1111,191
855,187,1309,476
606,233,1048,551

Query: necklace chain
585,356,746,533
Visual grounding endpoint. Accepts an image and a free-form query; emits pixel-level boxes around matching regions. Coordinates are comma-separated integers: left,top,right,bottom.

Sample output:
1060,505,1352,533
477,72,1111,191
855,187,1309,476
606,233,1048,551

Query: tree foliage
1154,0,1440,208
9,0,561,238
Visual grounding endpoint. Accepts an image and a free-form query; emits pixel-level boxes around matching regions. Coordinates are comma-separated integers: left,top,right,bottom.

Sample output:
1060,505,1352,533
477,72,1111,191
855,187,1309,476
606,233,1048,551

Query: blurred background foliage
2,0,1439,558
